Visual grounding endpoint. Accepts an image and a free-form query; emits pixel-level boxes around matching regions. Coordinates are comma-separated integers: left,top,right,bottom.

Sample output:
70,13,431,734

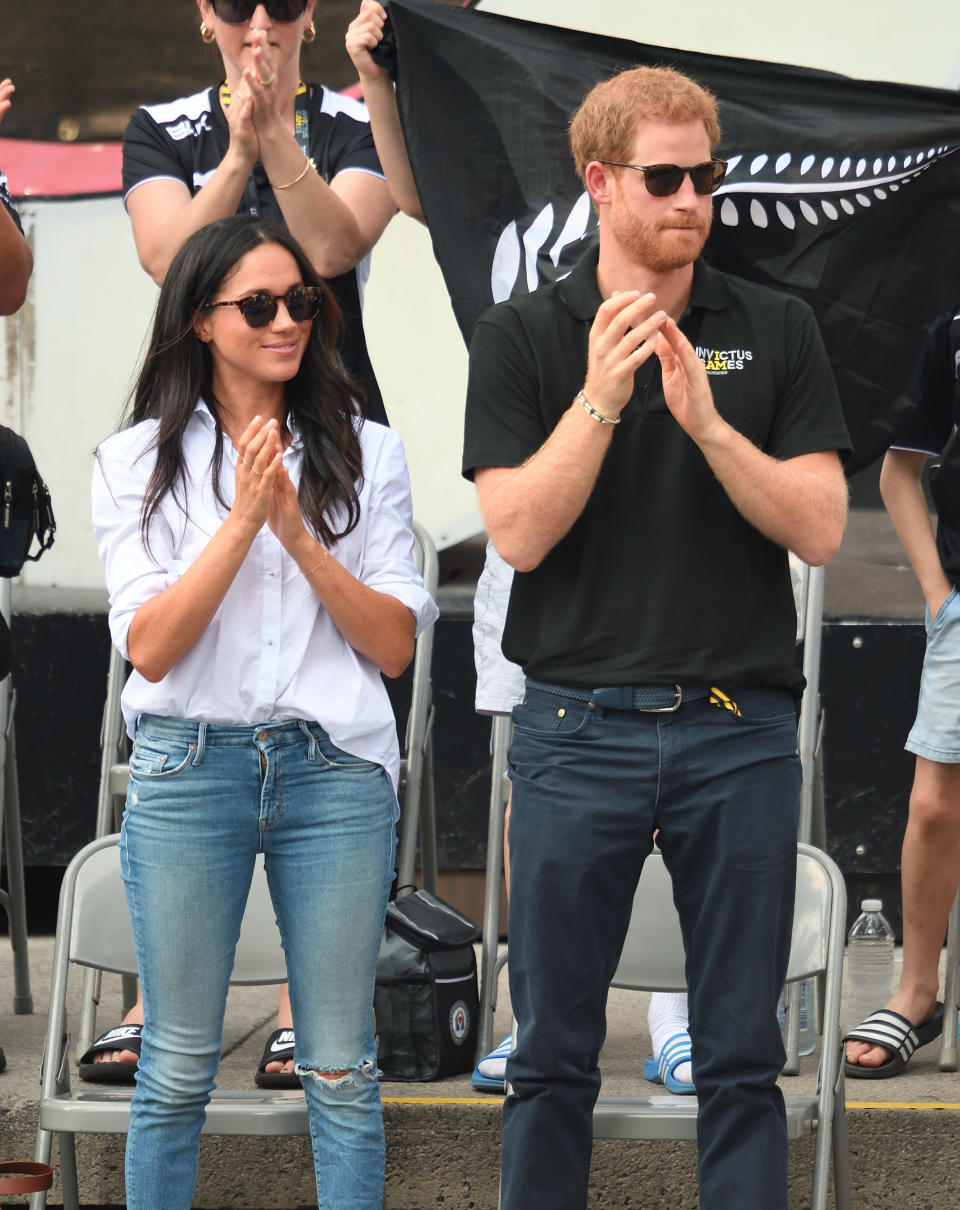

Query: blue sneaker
472,1033,512,1092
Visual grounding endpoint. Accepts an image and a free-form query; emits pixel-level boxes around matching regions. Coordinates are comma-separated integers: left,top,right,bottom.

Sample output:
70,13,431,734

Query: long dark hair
125,215,364,549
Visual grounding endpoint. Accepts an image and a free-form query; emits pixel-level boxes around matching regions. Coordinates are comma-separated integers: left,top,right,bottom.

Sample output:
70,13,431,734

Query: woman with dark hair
87,0,404,1089
91,215,436,1210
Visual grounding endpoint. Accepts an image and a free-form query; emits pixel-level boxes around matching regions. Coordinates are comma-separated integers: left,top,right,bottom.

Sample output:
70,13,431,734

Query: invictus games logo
696,347,754,374
449,1000,470,1045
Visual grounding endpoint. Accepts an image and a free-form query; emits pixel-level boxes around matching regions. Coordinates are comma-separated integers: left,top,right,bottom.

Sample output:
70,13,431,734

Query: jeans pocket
309,733,381,773
128,739,196,779
716,686,798,727
928,585,959,637
511,692,594,738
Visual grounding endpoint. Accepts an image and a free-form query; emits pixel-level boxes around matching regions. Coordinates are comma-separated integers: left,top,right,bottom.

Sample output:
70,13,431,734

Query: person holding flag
462,65,850,1210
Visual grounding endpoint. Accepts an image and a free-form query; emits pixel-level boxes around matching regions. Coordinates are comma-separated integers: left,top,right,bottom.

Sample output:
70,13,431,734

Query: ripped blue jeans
119,715,396,1210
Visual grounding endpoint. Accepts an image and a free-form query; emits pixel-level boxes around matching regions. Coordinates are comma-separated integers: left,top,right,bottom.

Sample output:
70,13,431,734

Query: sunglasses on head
202,285,323,328
210,0,309,24
598,159,728,198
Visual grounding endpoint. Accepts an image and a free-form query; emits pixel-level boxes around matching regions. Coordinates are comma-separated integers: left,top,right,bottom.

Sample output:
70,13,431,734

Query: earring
302,21,316,44
200,22,216,44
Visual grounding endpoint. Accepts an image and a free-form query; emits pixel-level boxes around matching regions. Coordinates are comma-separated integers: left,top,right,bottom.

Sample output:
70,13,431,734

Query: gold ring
257,73,277,87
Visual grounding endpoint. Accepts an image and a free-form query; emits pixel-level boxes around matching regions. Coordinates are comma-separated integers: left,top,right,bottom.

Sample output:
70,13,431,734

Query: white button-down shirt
92,401,437,797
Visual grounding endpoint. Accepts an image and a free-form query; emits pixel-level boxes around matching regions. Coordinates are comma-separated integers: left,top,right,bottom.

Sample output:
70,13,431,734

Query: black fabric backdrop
384,0,960,473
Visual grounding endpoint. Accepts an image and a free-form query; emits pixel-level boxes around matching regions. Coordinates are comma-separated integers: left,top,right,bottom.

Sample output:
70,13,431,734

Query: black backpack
0,426,56,577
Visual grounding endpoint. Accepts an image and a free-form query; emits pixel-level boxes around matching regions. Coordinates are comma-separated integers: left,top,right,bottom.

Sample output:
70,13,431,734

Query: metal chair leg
832,1068,853,1210
418,722,439,894
938,882,960,1070
1,693,33,1013
477,714,511,1061
58,1133,80,1210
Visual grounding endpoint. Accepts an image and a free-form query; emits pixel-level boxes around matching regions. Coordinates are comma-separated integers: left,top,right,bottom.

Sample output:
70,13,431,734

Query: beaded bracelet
578,390,620,425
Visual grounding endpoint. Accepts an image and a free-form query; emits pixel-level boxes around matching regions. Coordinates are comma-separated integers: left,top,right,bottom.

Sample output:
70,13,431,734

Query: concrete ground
2,936,959,1209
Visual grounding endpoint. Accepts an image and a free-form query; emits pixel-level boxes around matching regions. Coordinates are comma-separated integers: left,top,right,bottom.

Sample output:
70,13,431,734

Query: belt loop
192,721,206,766
298,718,318,760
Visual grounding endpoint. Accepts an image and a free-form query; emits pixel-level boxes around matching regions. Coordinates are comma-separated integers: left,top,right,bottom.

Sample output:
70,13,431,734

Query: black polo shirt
122,84,388,423
463,245,851,692
889,309,960,584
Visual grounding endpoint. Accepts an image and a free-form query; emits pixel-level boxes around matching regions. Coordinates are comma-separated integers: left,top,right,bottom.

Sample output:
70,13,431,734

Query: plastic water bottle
777,980,817,1055
846,899,895,1031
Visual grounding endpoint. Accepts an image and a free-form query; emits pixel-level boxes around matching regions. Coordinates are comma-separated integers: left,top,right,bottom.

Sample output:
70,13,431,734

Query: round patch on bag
449,999,470,1045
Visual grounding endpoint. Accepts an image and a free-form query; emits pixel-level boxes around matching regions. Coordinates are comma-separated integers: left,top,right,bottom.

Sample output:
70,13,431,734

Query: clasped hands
227,31,284,164
583,290,724,444
233,415,309,555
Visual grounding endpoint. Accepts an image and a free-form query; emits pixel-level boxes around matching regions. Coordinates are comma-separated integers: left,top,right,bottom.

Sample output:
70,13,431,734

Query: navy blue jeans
501,684,800,1210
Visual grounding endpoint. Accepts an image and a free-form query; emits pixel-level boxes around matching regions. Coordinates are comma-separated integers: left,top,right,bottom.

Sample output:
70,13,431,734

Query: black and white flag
384,0,960,472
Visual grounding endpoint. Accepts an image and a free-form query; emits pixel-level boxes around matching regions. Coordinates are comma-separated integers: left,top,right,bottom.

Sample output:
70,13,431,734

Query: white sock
648,991,692,1085
476,1033,513,1081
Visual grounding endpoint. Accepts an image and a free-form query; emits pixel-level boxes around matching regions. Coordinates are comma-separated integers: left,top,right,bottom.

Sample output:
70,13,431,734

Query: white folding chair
594,843,851,1210
32,834,306,1210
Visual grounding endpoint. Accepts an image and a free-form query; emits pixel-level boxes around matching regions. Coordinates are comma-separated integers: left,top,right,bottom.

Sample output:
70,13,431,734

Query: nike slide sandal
78,1024,143,1084
254,1028,300,1089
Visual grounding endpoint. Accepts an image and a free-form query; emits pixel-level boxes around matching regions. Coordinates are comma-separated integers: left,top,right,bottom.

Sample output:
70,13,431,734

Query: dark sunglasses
202,286,323,328
210,0,309,24
598,159,728,198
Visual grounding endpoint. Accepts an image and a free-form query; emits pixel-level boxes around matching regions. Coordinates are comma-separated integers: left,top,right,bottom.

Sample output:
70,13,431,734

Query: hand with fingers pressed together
233,414,284,532
653,315,725,445
583,289,665,420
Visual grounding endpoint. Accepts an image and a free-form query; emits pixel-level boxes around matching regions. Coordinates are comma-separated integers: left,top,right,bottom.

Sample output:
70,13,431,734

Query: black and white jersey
123,84,389,423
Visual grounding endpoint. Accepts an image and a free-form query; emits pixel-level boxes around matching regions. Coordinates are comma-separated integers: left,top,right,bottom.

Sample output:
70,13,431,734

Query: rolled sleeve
91,432,182,657
359,429,438,636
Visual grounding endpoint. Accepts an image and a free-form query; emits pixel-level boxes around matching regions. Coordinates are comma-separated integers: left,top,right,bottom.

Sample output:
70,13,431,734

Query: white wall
2,198,157,590
478,0,960,89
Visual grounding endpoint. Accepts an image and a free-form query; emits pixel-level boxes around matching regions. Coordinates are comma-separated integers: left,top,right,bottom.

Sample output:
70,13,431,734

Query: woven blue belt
526,679,710,713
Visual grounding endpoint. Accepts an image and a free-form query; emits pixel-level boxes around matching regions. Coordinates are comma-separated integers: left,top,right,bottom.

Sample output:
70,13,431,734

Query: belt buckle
645,685,683,713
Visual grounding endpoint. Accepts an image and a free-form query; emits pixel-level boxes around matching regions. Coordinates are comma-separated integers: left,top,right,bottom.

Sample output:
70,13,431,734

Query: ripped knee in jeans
296,1056,379,1089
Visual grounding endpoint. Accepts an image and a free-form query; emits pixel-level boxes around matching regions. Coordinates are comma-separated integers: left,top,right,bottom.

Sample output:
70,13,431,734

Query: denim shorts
906,585,960,762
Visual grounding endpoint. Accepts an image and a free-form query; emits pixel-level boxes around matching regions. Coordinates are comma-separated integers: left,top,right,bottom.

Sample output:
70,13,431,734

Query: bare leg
846,755,960,1067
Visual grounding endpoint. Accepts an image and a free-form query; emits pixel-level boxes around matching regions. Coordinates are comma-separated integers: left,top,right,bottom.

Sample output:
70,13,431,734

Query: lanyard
219,80,310,216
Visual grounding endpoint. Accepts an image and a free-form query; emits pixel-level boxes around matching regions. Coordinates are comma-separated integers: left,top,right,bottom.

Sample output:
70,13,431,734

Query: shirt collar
191,396,303,451
559,242,733,322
